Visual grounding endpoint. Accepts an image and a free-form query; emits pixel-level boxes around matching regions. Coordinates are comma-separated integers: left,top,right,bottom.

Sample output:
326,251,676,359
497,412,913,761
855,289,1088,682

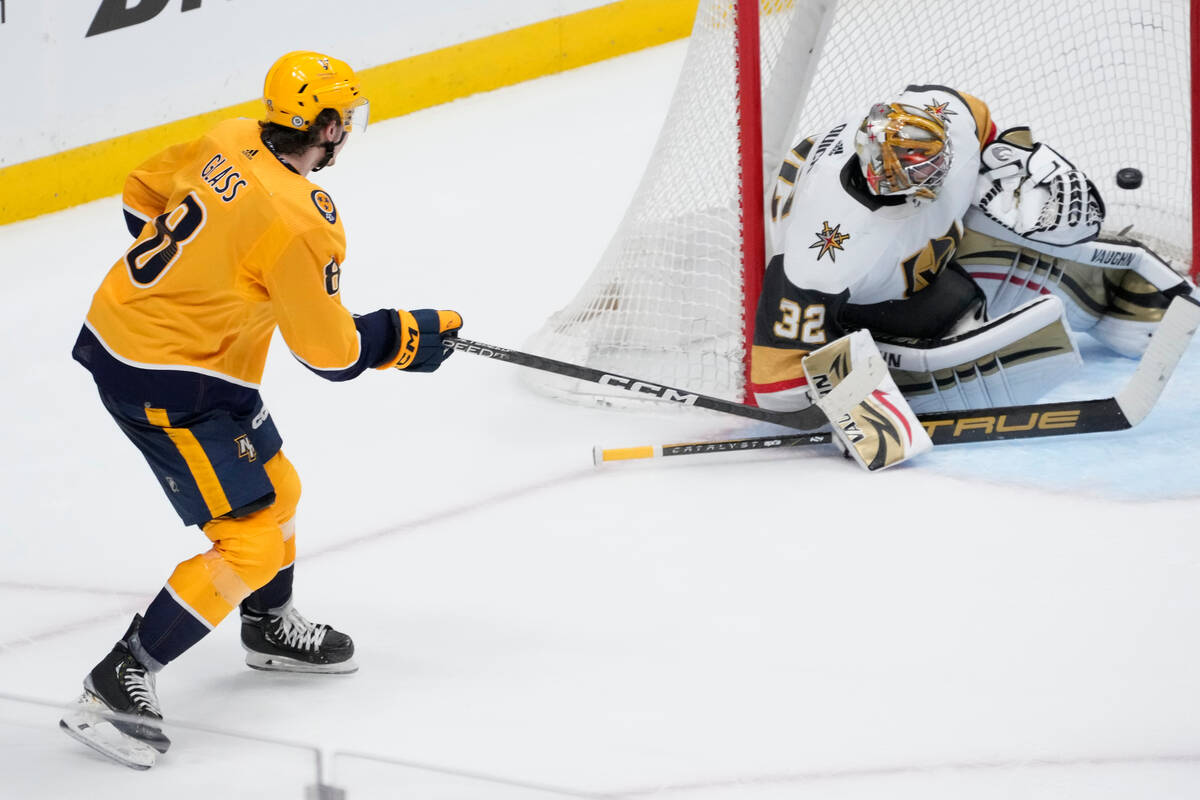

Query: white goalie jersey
769,85,991,305
752,84,997,408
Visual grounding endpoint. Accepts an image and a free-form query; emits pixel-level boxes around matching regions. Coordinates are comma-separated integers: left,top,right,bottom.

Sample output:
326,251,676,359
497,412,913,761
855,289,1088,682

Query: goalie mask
854,102,952,199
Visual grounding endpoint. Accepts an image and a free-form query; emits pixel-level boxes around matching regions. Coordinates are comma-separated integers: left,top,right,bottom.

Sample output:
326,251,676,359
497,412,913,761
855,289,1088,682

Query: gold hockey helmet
263,51,369,132
853,102,951,199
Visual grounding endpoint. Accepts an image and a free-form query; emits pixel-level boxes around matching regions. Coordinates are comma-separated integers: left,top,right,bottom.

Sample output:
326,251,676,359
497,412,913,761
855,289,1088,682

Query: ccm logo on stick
599,375,699,405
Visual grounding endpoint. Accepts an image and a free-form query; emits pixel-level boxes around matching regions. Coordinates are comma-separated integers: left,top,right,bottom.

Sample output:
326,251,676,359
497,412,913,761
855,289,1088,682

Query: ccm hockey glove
378,309,463,373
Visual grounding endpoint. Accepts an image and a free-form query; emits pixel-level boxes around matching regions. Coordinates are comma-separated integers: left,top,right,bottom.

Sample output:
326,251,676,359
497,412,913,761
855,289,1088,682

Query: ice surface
1,40,1197,798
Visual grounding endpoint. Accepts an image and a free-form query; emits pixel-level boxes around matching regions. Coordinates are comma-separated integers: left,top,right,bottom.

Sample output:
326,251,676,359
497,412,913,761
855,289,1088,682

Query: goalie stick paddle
589,295,1200,460
924,294,1198,444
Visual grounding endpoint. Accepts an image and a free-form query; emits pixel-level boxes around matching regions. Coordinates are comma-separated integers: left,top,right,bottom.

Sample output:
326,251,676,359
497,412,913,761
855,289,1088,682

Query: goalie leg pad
1093,316,1161,360
877,295,1082,413
1091,270,1175,358
956,226,1107,327
802,330,932,471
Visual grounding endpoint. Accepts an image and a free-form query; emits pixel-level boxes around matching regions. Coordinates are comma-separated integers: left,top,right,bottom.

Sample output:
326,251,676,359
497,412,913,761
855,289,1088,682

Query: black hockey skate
60,615,170,770
241,603,357,674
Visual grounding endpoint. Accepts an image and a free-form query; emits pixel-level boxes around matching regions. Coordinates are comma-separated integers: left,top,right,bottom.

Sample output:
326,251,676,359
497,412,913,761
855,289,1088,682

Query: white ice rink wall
0,0,698,223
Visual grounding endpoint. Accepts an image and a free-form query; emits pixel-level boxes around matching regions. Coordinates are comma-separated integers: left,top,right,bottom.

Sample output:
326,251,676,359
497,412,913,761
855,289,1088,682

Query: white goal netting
797,0,1192,270
524,0,1193,408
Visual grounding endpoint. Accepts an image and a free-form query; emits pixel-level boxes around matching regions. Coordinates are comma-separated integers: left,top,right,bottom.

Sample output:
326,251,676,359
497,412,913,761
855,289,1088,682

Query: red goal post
523,0,1197,408
1193,0,1199,283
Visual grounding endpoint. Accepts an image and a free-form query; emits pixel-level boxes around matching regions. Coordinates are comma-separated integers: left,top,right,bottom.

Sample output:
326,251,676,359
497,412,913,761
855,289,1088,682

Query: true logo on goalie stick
810,221,851,262
922,409,1082,441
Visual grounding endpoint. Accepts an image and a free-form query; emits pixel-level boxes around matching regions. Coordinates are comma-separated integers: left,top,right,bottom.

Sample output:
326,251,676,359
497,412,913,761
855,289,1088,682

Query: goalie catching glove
974,127,1105,247
378,309,463,372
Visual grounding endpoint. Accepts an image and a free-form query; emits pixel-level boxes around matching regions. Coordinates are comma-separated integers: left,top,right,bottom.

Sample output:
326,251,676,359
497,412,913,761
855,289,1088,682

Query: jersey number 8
125,192,207,287
774,299,827,345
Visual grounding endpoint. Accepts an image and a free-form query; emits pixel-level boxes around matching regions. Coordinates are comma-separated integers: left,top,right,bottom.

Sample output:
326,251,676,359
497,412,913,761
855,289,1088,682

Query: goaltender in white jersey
770,84,988,308
753,84,1086,422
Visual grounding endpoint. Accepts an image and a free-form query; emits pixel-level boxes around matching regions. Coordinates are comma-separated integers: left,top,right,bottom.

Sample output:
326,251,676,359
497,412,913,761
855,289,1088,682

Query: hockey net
523,0,1195,407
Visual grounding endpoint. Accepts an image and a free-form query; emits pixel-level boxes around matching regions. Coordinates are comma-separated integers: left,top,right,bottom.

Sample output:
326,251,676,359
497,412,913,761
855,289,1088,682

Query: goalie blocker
802,330,932,471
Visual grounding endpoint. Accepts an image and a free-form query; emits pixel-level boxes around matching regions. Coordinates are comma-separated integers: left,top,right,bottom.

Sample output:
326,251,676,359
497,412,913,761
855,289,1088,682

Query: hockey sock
240,563,294,616
136,505,293,666
134,587,212,669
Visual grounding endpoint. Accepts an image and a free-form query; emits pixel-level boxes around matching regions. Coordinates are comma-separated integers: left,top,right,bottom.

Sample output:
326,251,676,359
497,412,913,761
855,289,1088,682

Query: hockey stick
446,340,864,431
589,295,1200,458
594,432,834,464
451,296,1196,446
924,294,1199,443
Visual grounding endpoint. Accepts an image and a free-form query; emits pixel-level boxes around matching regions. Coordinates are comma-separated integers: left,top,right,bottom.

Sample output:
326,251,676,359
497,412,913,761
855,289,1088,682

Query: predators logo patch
311,190,337,224
235,434,258,462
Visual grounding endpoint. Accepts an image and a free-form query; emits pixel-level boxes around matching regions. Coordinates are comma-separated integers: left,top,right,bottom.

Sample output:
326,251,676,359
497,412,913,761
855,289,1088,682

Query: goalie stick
591,295,1200,461
450,296,1197,448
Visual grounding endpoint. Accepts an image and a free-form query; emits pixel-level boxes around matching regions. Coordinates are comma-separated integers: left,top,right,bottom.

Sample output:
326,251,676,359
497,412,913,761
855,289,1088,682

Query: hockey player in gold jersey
61,51,462,769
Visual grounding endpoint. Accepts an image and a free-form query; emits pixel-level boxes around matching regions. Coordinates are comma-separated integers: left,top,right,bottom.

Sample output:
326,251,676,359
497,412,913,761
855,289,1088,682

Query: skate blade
245,651,358,674
60,694,157,770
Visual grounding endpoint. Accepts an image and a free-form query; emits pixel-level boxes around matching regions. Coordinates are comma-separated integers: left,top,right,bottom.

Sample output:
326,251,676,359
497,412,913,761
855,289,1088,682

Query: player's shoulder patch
782,199,881,296
310,190,337,224
808,220,852,263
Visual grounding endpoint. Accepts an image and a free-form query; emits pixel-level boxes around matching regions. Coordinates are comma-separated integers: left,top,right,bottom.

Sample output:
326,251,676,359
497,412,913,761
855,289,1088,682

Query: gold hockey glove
378,309,463,372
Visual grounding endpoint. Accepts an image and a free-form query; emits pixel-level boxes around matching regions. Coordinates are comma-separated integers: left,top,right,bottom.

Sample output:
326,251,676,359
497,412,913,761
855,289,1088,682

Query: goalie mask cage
523,0,1196,407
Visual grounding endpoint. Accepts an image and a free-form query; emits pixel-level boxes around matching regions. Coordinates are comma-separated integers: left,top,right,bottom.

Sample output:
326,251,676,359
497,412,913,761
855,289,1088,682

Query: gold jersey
77,118,391,407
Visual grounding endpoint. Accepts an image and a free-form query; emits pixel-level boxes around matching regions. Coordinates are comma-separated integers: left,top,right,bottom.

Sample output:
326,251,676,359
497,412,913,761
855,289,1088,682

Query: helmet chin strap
312,128,347,172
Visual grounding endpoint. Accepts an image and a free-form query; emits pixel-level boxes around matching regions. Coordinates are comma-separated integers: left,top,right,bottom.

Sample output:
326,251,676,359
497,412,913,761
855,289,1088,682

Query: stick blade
1115,296,1200,426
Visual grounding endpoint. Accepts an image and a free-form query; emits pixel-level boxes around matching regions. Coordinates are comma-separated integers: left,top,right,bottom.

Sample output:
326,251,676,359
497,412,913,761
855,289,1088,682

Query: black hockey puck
1116,167,1143,189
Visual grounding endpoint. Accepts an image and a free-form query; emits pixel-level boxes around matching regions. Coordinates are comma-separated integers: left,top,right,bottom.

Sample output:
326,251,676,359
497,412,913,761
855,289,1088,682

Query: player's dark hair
259,108,342,157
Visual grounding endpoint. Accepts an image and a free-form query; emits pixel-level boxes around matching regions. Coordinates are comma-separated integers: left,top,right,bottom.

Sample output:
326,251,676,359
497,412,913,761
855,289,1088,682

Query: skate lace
273,607,328,652
122,664,162,718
